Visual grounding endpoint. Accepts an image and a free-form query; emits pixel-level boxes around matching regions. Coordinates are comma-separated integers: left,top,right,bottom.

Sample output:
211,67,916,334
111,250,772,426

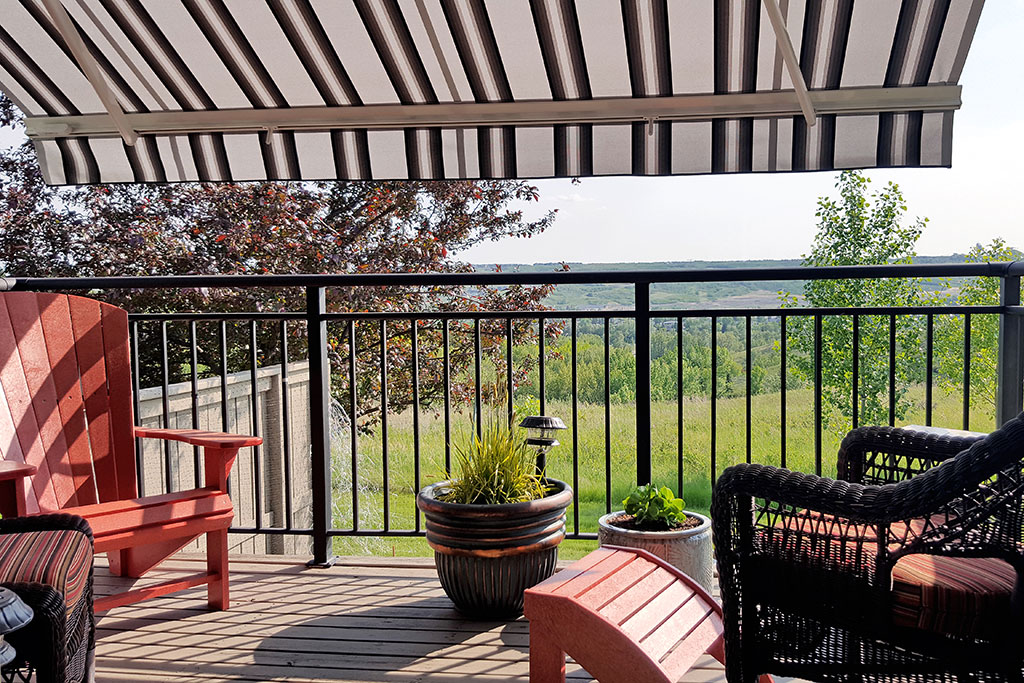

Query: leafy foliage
781,171,927,428
622,484,688,527
439,419,547,505
931,239,1023,408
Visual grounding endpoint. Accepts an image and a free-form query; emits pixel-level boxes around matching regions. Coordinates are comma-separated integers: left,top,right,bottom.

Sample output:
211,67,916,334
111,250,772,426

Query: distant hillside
473,255,974,311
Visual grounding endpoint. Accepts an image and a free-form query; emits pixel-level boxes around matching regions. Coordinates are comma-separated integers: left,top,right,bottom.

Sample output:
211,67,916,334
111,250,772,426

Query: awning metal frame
40,0,137,146
762,0,816,127
24,85,960,141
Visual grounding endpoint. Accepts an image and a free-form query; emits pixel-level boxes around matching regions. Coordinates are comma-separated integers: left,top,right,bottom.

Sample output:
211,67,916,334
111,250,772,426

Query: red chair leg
530,624,566,683
206,528,229,610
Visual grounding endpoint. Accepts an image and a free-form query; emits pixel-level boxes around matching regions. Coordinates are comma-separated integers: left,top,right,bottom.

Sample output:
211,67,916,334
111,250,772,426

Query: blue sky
463,1,1024,265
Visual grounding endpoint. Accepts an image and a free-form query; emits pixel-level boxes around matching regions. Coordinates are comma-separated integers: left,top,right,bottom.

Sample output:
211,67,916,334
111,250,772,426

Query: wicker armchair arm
837,425,984,484
713,463,890,522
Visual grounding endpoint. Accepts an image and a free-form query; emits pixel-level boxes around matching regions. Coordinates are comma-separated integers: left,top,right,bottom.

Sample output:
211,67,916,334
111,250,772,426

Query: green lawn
328,386,994,559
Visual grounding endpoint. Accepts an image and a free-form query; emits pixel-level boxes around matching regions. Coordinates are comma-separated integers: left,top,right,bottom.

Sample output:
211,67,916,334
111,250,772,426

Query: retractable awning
0,0,983,185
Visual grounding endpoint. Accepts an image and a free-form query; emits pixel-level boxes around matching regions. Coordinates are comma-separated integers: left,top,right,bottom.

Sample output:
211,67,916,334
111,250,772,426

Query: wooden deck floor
93,555,731,683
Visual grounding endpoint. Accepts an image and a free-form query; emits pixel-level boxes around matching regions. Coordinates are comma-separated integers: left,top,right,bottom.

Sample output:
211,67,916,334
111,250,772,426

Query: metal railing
7,261,1023,565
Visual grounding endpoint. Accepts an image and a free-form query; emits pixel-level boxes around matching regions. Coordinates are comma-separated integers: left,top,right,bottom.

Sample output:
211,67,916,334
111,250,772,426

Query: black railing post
635,282,652,486
997,272,1023,425
307,286,336,567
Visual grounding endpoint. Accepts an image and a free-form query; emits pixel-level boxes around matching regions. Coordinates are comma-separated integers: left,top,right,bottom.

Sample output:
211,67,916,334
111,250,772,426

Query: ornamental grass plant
440,419,548,505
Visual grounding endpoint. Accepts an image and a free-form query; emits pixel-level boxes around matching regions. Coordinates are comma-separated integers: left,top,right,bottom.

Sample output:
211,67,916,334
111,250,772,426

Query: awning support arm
40,0,137,146
762,0,816,127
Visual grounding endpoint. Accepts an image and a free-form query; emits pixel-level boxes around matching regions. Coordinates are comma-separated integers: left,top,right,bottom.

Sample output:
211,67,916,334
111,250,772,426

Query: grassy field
328,386,995,560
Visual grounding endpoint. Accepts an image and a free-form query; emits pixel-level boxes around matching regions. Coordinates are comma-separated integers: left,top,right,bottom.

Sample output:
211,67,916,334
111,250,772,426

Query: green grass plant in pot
598,484,713,592
416,419,573,617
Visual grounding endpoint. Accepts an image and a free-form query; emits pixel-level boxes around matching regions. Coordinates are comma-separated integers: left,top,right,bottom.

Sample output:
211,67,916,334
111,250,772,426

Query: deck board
93,555,731,683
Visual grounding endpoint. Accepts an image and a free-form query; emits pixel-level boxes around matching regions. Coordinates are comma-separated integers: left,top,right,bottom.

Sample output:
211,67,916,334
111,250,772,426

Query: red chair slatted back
0,292,137,512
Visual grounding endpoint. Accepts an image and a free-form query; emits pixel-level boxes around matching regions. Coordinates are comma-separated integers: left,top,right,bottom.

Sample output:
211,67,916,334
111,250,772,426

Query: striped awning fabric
0,0,983,185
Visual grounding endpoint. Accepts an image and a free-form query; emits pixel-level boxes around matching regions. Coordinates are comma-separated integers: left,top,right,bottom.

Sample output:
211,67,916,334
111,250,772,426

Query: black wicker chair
0,514,94,683
712,414,1024,683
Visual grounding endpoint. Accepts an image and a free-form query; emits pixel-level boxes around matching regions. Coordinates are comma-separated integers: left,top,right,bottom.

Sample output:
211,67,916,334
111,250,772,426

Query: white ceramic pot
597,510,713,593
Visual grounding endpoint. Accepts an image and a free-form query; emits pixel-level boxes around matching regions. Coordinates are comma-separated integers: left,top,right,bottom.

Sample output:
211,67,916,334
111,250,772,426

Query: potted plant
598,484,713,592
416,420,573,617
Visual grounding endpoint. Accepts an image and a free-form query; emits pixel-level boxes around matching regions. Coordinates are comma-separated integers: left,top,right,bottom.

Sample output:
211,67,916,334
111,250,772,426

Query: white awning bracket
40,0,138,146
762,0,816,127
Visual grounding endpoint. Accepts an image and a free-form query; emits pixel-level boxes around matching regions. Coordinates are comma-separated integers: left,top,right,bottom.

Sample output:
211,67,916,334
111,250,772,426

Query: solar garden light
519,415,567,474
0,587,32,672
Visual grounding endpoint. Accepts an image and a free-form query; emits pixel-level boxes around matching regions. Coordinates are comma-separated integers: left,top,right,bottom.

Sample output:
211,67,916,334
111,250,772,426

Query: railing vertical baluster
131,320,143,494
539,317,546,415
219,321,229,434
380,320,390,532
635,283,652,486
888,314,896,426
474,319,482,437
443,320,451,475
926,314,934,426
219,321,231,500
604,318,612,514
349,321,359,532
676,316,683,496
160,321,172,493
814,314,822,477
249,319,262,530
279,321,293,528
852,315,859,429
745,315,752,464
506,318,514,426
188,321,200,486
571,317,579,536
412,319,421,532
306,286,335,567
963,313,971,430
711,316,718,482
780,315,786,470
996,273,1023,426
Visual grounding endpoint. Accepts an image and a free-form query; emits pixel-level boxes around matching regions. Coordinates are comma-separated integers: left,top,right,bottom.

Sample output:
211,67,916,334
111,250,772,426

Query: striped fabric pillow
891,554,1014,639
0,528,92,621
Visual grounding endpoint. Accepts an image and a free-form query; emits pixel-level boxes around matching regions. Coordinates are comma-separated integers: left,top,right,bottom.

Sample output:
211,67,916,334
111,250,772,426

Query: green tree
782,171,926,428
932,239,1023,411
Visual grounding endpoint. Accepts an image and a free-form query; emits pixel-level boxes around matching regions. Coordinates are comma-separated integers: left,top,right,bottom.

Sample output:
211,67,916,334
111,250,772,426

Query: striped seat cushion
891,554,1014,639
0,529,92,622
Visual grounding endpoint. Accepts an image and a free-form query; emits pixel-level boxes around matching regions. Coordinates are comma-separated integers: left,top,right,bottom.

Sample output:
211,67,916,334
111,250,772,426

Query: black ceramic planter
416,479,573,617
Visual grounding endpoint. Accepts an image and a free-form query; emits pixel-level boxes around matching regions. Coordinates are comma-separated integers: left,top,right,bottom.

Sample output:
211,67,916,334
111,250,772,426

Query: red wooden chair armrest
0,461,37,482
134,427,262,449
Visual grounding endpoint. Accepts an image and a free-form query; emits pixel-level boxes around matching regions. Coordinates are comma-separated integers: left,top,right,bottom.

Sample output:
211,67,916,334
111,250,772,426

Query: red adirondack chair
0,292,261,612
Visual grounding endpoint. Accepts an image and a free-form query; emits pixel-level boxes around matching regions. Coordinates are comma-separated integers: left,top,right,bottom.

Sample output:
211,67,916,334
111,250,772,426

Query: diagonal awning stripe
0,0,984,185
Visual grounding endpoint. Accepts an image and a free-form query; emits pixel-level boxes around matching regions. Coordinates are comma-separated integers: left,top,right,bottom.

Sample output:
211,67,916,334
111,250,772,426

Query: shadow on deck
93,555,730,683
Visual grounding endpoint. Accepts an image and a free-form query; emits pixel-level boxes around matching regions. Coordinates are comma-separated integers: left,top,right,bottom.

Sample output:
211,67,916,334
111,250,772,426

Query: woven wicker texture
712,414,1024,682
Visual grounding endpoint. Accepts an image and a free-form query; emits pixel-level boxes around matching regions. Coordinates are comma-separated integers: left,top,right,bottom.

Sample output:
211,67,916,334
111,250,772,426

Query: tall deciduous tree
0,96,559,427
932,239,1023,410
782,170,926,428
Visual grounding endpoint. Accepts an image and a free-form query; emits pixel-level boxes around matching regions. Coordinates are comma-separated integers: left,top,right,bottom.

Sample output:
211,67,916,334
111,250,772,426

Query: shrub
622,484,688,527
440,420,547,505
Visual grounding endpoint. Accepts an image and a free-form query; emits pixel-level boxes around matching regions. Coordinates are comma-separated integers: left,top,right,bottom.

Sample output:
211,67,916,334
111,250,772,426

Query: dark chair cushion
891,554,1014,639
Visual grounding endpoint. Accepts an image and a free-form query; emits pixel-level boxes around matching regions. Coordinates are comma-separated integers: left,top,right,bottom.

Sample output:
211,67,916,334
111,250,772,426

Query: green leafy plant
623,484,688,527
440,420,547,505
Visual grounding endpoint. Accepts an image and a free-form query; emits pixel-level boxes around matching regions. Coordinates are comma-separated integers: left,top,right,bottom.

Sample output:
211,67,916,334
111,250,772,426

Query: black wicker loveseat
712,413,1024,683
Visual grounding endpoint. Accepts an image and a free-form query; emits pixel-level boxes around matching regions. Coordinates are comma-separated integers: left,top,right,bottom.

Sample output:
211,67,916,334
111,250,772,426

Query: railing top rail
2,261,1016,291
126,303,1007,322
